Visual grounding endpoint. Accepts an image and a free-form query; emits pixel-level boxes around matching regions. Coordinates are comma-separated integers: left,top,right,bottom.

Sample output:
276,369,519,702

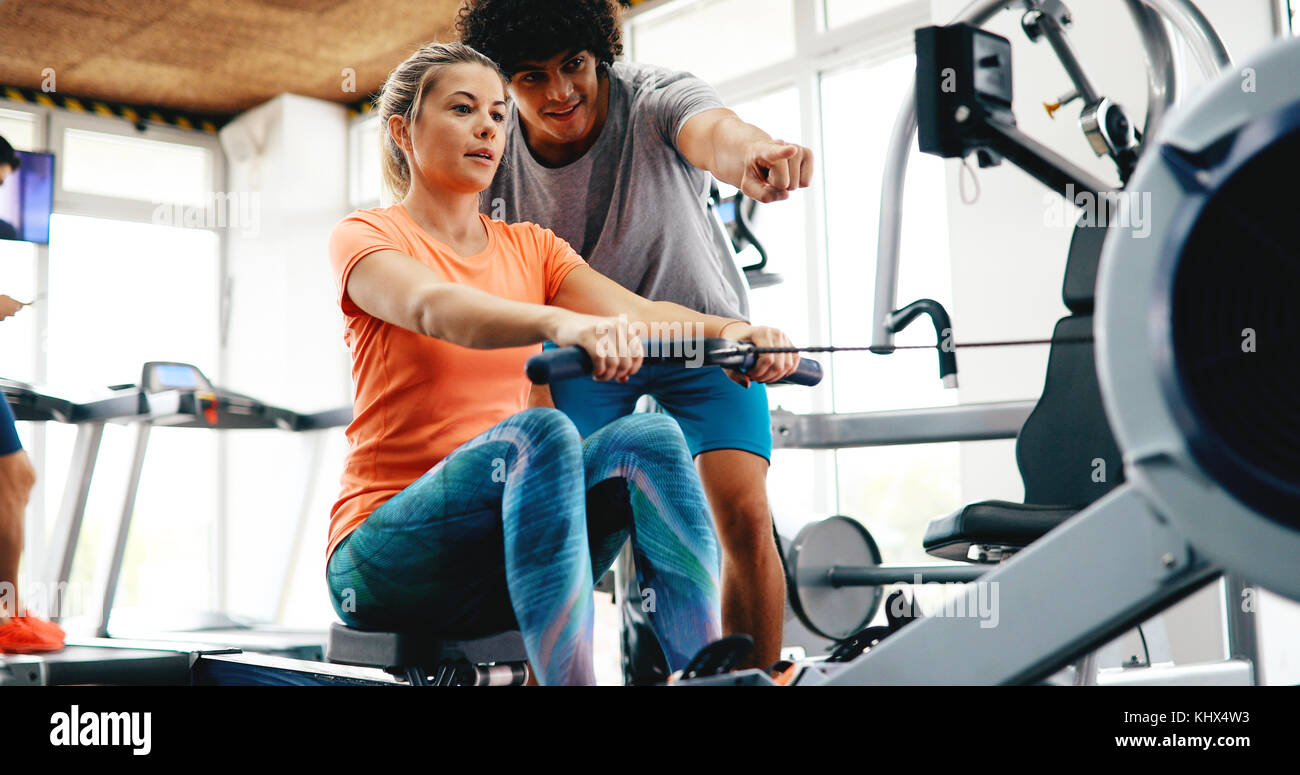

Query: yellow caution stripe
0,84,227,134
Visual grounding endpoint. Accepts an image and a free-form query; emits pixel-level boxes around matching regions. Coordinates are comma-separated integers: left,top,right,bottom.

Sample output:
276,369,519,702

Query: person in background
0,292,65,653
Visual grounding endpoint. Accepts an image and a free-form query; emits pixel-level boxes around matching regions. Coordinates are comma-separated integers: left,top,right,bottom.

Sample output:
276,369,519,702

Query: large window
60,129,212,206
630,0,798,84
0,108,36,148
44,214,221,627
819,54,963,560
822,55,954,416
824,0,919,29
1,108,225,629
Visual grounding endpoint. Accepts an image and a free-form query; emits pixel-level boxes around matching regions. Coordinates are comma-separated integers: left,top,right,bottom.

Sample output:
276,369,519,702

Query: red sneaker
0,615,66,653
19,613,66,641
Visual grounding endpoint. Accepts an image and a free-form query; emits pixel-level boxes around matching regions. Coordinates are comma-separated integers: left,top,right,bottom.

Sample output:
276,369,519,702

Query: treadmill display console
141,362,213,394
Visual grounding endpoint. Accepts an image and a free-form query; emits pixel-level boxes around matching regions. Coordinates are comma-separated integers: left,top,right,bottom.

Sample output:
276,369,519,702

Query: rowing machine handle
733,350,823,386
525,346,823,386
526,347,593,384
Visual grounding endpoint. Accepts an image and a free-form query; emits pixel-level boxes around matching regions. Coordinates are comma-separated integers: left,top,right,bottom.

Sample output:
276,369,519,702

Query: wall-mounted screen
0,150,55,245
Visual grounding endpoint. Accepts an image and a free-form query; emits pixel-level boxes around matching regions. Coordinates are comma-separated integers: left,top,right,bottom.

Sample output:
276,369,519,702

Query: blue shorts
0,397,20,456
543,342,772,461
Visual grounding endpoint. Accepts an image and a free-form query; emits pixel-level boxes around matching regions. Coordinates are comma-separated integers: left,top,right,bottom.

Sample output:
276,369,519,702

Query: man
459,0,814,675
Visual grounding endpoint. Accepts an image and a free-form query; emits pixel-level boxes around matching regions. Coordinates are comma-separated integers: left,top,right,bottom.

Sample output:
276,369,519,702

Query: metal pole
1139,0,1232,74
1222,574,1260,684
275,431,326,624
829,564,988,586
93,422,151,637
43,423,104,598
1123,0,1177,141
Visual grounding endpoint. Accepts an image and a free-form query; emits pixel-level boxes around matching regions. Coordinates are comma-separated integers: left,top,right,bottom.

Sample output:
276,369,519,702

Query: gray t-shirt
482,61,749,320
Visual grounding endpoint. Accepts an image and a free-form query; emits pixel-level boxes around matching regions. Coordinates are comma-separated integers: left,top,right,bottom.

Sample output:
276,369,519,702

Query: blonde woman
325,42,798,685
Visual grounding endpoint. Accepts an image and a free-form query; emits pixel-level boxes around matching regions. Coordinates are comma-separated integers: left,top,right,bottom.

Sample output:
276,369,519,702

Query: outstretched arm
346,249,642,382
675,108,814,204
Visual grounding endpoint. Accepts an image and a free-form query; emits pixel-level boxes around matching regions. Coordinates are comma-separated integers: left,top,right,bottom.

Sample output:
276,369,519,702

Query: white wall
218,94,352,627
930,0,1292,677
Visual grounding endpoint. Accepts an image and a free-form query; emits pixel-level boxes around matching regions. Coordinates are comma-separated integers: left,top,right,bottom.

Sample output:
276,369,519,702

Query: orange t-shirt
326,204,587,560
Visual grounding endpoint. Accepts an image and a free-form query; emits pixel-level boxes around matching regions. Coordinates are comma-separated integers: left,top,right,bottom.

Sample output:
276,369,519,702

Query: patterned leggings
326,408,722,685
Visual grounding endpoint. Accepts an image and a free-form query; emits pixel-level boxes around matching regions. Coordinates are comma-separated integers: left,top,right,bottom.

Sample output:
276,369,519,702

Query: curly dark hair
456,0,625,79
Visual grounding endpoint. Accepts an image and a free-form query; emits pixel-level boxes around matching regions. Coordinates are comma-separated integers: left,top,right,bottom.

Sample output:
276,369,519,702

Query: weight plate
786,516,883,641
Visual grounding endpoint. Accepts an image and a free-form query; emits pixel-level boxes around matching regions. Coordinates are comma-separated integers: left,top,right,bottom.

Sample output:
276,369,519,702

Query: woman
326,42,798,686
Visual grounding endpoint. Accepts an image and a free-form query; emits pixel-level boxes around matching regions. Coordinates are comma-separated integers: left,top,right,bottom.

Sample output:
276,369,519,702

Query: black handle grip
787,358,824,386
736,351,823,386
526,344,823,386
526,348,594,385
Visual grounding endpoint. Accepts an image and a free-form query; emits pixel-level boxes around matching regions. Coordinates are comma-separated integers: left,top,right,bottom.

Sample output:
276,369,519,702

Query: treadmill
74,362,351,660
1,377,238,685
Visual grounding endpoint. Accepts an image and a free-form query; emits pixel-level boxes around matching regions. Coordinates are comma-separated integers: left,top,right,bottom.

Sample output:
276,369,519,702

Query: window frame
49,111,224,226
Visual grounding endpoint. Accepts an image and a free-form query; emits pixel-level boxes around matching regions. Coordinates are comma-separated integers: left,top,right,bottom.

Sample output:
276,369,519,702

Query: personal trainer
458,0,814,672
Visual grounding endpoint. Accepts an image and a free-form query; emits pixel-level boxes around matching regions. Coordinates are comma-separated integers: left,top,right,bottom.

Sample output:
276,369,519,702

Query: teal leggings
326,409,722,685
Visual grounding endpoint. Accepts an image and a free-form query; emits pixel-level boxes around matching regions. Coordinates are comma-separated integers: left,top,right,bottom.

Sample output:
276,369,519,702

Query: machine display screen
154,364,199,389
972,31,1013,107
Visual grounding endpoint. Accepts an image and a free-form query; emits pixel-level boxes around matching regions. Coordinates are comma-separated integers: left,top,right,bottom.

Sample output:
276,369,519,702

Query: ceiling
0,0,466,118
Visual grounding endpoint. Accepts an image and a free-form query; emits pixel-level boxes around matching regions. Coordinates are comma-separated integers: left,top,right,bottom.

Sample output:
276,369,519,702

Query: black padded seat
326,623,527,683
1014,317,1120,506
1061,218,1107,314
923,219,1122,562
923,501,1081,562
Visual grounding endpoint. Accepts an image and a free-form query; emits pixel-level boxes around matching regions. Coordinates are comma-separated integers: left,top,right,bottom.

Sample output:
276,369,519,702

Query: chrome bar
44,423,104,596
94,422,151,637
1222,574,1260,684
770,400,1035,449
1123,0,1177,142
1140,0,1232,74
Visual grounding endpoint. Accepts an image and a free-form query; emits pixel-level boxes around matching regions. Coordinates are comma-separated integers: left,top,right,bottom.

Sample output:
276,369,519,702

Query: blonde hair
376,42,506,200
